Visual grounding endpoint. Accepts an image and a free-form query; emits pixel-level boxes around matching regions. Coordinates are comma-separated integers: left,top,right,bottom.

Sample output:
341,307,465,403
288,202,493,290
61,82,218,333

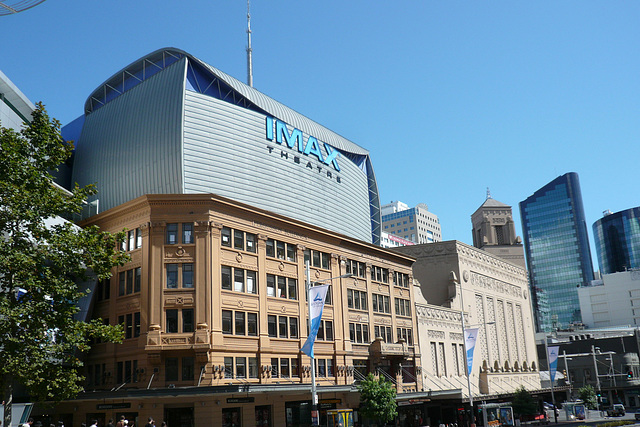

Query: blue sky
3,1,639,268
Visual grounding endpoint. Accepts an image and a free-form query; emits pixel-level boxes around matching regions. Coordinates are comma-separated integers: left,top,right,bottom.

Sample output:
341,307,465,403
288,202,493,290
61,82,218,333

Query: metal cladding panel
71,59,187,212
189,55,369,157
183,91,372,242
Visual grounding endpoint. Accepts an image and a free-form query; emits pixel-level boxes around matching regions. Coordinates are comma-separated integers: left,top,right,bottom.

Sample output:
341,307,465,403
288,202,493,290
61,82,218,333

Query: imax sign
265,117,341,171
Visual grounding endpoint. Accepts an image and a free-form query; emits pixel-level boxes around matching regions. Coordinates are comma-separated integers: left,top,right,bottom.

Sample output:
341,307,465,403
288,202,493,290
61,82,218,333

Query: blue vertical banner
464,327,479,375
301,284,330,358
548,345,559,383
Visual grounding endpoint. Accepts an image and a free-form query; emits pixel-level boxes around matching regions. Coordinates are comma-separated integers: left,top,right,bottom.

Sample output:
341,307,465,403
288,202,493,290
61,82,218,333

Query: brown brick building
52,194,422,426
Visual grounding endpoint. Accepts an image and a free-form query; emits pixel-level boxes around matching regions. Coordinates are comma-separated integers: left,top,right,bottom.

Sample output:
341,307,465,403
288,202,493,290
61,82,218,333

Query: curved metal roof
85,47,370,157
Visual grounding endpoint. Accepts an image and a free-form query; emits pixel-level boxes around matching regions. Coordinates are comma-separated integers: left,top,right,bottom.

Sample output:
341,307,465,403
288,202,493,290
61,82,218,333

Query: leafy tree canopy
511,386,538,418
357,373,397,425
0,103,128,405
577,385,598,410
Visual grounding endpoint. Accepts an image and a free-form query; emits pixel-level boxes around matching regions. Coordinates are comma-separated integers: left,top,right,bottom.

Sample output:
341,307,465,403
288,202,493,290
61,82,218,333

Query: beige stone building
51,194,423,427
395,241,541,416
471,195,525,269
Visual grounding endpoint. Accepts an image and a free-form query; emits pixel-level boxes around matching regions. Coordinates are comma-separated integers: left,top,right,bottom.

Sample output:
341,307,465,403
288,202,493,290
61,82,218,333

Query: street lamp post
305,260,352,426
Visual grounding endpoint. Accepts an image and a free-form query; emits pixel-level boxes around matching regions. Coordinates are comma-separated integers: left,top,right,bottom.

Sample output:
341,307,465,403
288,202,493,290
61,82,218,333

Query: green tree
0,104,128,424
511,386,538,420
357,373,397,426
577,385,598,410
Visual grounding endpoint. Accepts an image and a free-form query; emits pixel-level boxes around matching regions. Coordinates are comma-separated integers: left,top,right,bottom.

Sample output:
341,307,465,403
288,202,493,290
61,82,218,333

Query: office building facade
60,48,382,245
578,270,640,328
49,193,422,426
381,201,441,244
593,207,640,274
519,173,594,332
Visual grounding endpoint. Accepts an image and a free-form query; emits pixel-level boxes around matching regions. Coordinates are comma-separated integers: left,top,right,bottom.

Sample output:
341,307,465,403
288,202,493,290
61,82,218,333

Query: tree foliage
0,103,128,404
511,386,538,418
577,385,598,410
357,373,397,425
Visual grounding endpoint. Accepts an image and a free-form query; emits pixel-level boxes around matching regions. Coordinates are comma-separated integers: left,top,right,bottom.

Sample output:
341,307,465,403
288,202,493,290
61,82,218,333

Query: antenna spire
246,0,253,87
486,187,492,199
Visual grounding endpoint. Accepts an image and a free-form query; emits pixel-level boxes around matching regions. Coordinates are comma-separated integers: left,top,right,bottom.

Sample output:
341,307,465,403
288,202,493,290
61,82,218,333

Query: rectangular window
128,230,135,251
222,310,232,334
166,223,178,244
134,267,141,293
279,316,288,338
126,269,133,294
234,268,245,292
246,270,256,294
268,315,277,337
271,358,279,378
325,320,334,341
277,276,286,298
235,311,246,336
125,313,132,339
287,243,296,262
119,272,126,296
134,312,141,337
267,274,276,297
248,312,258,336
166,309,178,333
224,357,233,378
288,278,297,300
165,357,178,381
233,230,244,250
280,358,290,378
221,227,231,247
249,357,258,378
318,359,326,377
291,357,299,377
305,249,330,269
276,241,285,259
182,357,194,381
236,357,246,379
182,223,193,244
266,239,275,257
166,264,178,289
135,227,142,248
289,317,298,339
116,361,123,384
221,266,232,290
182,263,194,288
246,233,256,253
183,308,194,333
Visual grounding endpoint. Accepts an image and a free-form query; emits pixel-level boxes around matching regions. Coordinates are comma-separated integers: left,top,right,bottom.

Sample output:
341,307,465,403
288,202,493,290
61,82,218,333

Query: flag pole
306,260,319,426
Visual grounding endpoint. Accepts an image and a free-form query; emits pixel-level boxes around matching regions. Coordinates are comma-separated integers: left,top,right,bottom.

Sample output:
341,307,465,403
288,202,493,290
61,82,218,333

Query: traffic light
627,371,633,379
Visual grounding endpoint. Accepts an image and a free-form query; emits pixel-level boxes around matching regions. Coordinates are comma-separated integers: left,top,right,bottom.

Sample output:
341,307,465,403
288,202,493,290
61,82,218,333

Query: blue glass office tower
593,207,640,274
519,172,594,332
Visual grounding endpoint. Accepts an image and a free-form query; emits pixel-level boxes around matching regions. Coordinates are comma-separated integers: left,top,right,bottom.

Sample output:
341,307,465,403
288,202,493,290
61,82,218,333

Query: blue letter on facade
276,120,304,151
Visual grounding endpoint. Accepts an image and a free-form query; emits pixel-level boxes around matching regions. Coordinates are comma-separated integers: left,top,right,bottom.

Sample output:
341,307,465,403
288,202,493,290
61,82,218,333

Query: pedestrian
23,418,34,427
106,420,114,427
89,419,98,427
160,422,167,427
144,417,154,427
116,416,126,427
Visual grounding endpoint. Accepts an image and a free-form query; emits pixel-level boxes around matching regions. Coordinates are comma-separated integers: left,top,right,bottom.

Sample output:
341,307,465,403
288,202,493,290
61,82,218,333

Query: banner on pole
547,345,559,383
464,327,479,375
301,284,330,358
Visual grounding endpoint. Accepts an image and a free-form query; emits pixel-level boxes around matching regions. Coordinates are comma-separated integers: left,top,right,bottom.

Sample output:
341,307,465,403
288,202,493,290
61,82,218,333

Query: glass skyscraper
593,207,640,274
519,172,594,332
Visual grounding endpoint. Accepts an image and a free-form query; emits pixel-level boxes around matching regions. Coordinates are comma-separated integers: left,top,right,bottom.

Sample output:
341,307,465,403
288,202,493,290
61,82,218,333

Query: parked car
606,404,625,417
634,412,640,421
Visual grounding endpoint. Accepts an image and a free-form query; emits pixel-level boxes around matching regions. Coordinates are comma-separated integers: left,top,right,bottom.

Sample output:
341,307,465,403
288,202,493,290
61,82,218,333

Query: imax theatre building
47,48,426,427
